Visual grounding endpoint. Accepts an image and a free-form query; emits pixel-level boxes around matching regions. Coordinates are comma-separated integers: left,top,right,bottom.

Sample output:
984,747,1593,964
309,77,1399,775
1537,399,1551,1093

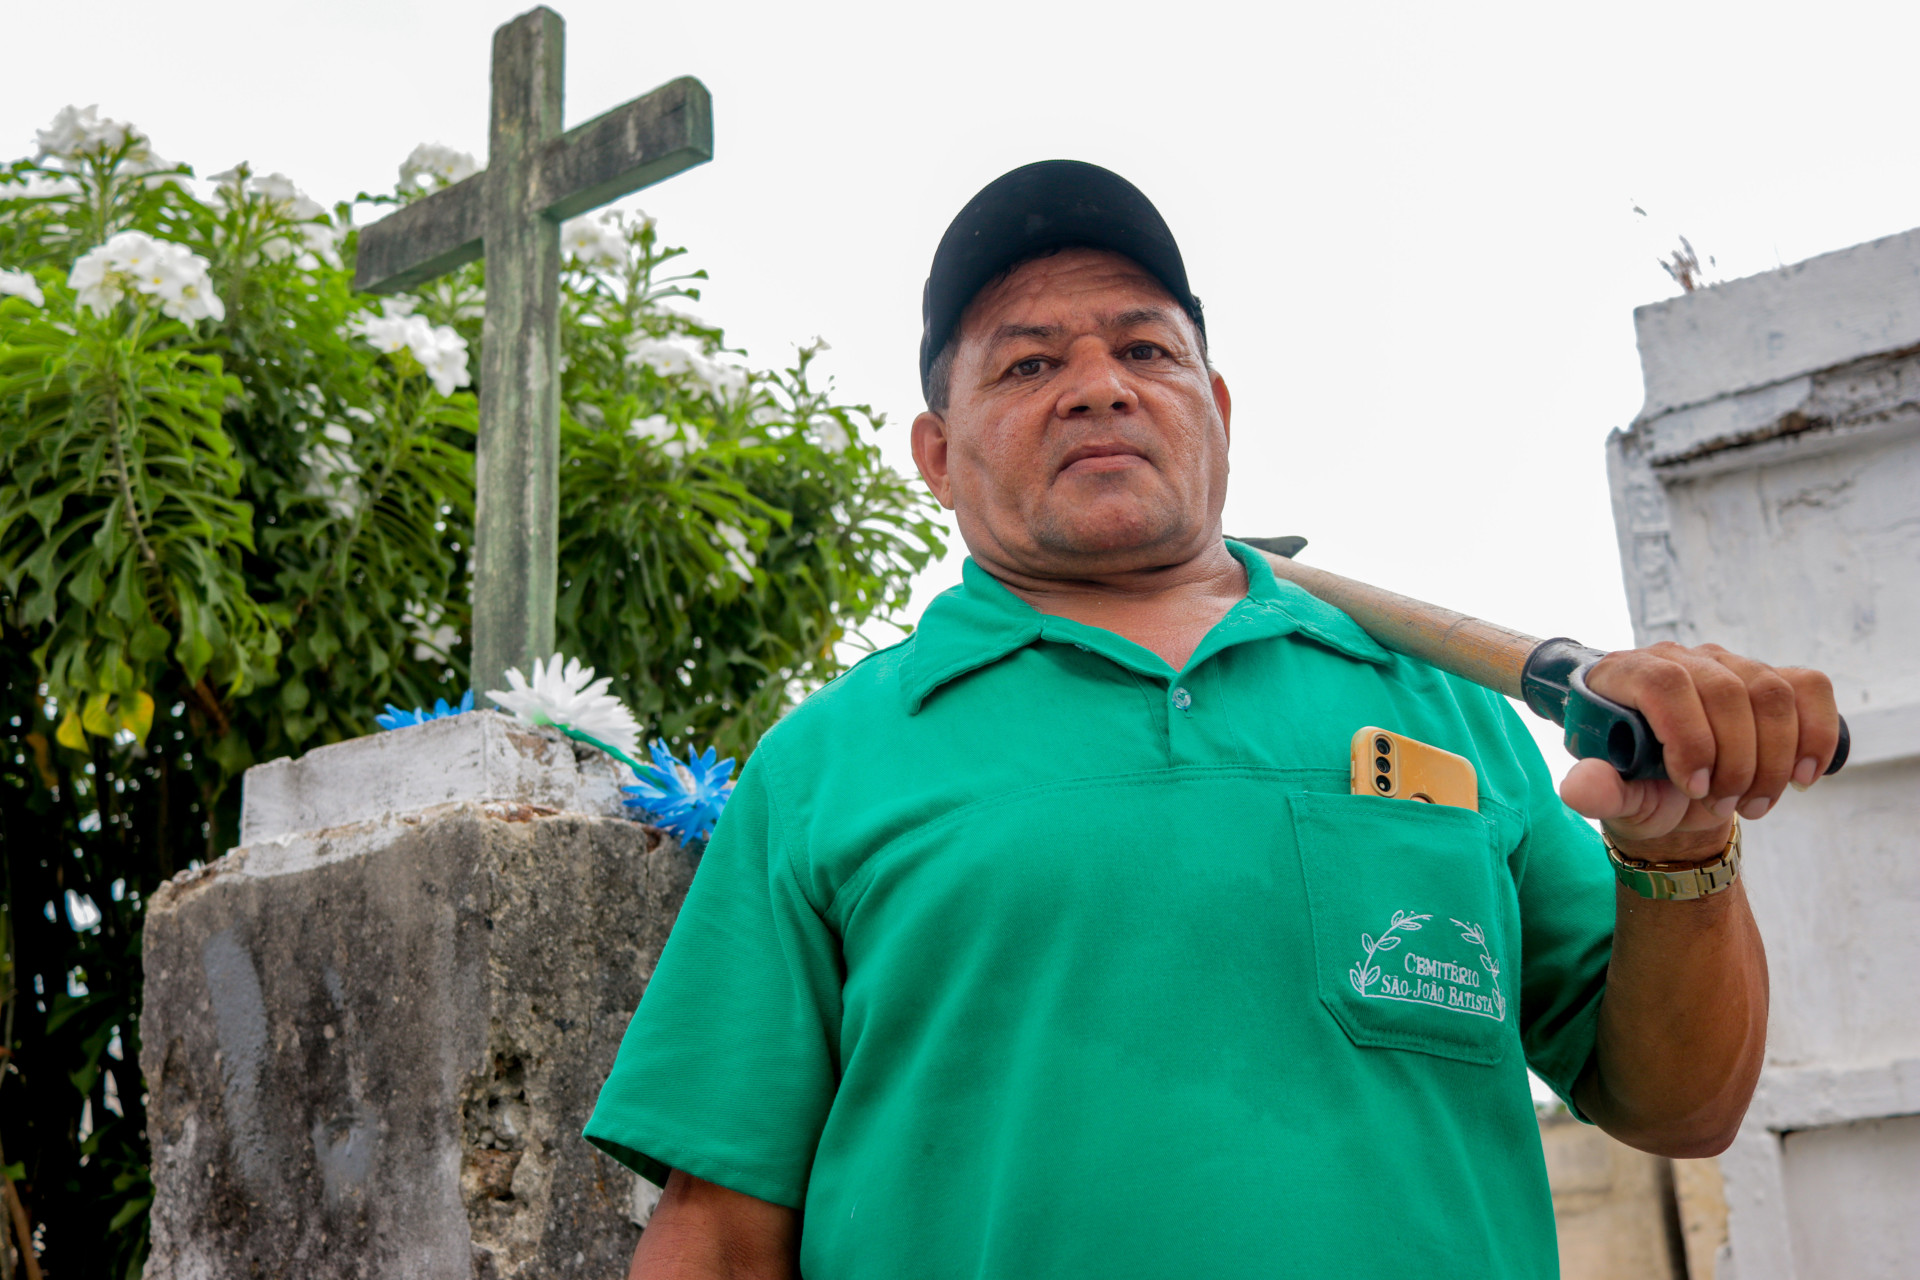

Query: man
586,161,1840,1278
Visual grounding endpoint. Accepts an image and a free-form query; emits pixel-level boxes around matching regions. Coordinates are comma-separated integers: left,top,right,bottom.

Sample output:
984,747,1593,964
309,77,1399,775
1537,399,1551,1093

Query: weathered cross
353,6,712,697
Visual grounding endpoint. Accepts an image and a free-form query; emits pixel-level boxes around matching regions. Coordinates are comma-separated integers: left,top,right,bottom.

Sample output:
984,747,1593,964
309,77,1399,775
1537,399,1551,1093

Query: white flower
211,168,337,267
67,230,225,323
300,422,362,517
412,325,472,397
810,415,850,453
402,600,460,662
714,523,756,583
561,212,627,269
347,303,471,396
34,105,171,177
36,105,137,159
628,413,702,459
14,172,83,200
486,654,641,762
625,334,749,403
627,335,701,378
703,359,749,400
0,270,44,308
399,143,479,190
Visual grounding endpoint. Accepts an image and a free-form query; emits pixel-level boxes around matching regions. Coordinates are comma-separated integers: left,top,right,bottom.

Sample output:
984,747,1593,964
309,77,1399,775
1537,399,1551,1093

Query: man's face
911,248,1232,578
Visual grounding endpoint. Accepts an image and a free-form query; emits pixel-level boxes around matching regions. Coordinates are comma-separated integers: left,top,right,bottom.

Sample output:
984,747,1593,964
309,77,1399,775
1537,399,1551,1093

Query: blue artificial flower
623,740,736,842
375,689,475,730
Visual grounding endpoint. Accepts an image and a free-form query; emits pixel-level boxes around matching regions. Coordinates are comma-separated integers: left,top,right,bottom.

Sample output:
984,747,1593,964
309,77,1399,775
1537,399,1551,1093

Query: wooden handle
1259,551,1540,699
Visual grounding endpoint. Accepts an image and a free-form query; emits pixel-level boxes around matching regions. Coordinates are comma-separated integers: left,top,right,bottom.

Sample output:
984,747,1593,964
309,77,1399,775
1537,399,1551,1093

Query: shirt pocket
1287,791,1514,1066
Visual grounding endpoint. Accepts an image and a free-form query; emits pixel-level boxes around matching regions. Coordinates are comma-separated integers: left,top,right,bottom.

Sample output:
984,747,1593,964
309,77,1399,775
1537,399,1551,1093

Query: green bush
0,108,943,1276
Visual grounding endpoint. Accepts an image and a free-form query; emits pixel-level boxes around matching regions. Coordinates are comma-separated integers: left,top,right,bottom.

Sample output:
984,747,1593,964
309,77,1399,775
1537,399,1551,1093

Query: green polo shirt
586,539,1614,1278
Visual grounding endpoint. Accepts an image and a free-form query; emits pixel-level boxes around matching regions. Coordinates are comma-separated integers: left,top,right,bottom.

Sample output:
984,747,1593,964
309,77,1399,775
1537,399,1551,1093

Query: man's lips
1058,444,1147,474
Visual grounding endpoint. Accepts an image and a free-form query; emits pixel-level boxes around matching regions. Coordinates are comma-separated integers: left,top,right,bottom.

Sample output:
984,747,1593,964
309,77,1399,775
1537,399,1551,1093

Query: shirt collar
901,538,1390,714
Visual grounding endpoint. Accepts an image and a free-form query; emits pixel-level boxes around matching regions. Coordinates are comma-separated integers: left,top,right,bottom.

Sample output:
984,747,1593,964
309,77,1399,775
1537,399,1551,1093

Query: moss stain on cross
352,5,713,697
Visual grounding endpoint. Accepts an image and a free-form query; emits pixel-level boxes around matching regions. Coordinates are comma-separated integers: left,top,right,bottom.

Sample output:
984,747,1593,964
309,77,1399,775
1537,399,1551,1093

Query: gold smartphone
1350,726,1478,811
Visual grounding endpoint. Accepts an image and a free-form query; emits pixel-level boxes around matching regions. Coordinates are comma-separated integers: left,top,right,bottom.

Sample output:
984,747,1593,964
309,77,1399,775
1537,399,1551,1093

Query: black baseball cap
919,160,1204,402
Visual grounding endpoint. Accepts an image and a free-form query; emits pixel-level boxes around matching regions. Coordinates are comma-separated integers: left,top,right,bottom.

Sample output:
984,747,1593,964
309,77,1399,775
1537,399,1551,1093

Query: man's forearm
1574,843,1769,1158
628,1170,799,1280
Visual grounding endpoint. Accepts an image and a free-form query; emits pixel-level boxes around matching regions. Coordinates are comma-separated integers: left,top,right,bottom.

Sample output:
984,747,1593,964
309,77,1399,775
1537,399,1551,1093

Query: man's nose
1053,343,1137,419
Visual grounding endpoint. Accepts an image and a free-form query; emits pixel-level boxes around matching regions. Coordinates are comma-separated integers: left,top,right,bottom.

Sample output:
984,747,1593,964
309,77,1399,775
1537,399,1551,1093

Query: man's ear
910,410,956,510
1211,370,1232,446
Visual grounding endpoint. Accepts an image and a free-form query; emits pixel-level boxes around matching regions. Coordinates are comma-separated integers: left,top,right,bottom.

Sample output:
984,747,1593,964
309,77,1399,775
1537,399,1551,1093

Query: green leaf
130,620,170,661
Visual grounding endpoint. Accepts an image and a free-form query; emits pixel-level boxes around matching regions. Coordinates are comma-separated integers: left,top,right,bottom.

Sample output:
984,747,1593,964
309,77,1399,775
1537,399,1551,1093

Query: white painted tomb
1610,228,1920,1280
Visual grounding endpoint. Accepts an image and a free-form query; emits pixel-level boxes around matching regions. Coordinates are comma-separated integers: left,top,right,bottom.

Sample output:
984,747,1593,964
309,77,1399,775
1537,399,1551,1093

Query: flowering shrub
0,107,943,1276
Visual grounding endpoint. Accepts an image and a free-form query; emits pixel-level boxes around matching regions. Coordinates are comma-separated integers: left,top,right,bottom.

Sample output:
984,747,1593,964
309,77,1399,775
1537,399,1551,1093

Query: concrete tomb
140,713,693,1278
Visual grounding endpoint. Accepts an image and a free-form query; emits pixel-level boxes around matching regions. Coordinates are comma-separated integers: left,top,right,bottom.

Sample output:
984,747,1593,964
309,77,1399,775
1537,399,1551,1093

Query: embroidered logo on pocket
1347,909,1506,1023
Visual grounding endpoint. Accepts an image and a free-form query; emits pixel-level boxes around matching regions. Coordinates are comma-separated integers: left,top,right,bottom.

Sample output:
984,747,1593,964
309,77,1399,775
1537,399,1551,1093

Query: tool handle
1253,550,1853,780
1522,638,1851,780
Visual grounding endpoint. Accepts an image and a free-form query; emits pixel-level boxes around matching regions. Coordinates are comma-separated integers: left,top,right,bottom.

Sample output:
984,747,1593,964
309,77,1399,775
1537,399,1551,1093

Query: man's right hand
627,1168,799,1280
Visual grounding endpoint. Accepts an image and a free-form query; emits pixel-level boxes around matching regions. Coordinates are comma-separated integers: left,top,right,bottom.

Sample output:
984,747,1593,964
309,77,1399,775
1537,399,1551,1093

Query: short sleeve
584,748,842,1207
1498,698,1616,1120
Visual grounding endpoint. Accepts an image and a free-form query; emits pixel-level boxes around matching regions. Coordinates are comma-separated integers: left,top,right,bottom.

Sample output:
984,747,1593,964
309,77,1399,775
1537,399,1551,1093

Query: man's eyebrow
988,322,1061,348
1107,307,1180,330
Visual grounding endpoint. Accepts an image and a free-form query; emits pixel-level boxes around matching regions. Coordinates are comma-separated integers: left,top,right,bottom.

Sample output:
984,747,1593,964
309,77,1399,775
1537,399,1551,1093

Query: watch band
1603,819,1742,901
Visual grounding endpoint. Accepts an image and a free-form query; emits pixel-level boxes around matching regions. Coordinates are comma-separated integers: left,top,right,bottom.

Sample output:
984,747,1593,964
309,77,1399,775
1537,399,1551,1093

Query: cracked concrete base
141,720,693,1279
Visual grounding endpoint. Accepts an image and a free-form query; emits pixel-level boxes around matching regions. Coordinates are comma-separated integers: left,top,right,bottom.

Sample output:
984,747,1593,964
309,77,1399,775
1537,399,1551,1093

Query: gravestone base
140,714,693,1279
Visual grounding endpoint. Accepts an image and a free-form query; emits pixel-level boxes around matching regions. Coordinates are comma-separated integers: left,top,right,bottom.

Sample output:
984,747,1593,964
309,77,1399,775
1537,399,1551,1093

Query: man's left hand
1558,641,1842,859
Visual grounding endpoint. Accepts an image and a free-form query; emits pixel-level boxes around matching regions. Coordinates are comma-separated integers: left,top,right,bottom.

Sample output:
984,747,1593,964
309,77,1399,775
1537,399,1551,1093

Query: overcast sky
11,0,1920,777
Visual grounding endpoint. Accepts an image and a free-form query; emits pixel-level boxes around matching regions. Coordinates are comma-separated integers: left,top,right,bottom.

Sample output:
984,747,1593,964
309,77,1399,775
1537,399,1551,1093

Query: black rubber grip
1519,638,1850,782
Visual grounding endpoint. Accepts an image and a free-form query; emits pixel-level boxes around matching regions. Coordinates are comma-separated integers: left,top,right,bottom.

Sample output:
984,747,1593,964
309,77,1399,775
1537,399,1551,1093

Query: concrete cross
353,6,712,697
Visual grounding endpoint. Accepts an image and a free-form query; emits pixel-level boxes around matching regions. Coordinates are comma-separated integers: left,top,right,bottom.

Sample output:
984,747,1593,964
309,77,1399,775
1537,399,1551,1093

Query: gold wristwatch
1603,819,1742,901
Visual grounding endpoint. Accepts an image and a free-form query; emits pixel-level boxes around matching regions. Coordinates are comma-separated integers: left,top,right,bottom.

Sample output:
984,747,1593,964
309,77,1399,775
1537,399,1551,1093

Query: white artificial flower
561,212,627,269
714,523,756,583
399,143,479,190
346,304,471,396
485,654,642,762
67,230,225,323
0,269,44,308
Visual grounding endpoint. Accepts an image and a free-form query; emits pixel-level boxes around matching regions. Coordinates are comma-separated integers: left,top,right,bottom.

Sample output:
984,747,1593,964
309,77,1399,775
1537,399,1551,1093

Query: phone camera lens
1373,736,1392,755
1374,756,1391,774
1374,774,1393,794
